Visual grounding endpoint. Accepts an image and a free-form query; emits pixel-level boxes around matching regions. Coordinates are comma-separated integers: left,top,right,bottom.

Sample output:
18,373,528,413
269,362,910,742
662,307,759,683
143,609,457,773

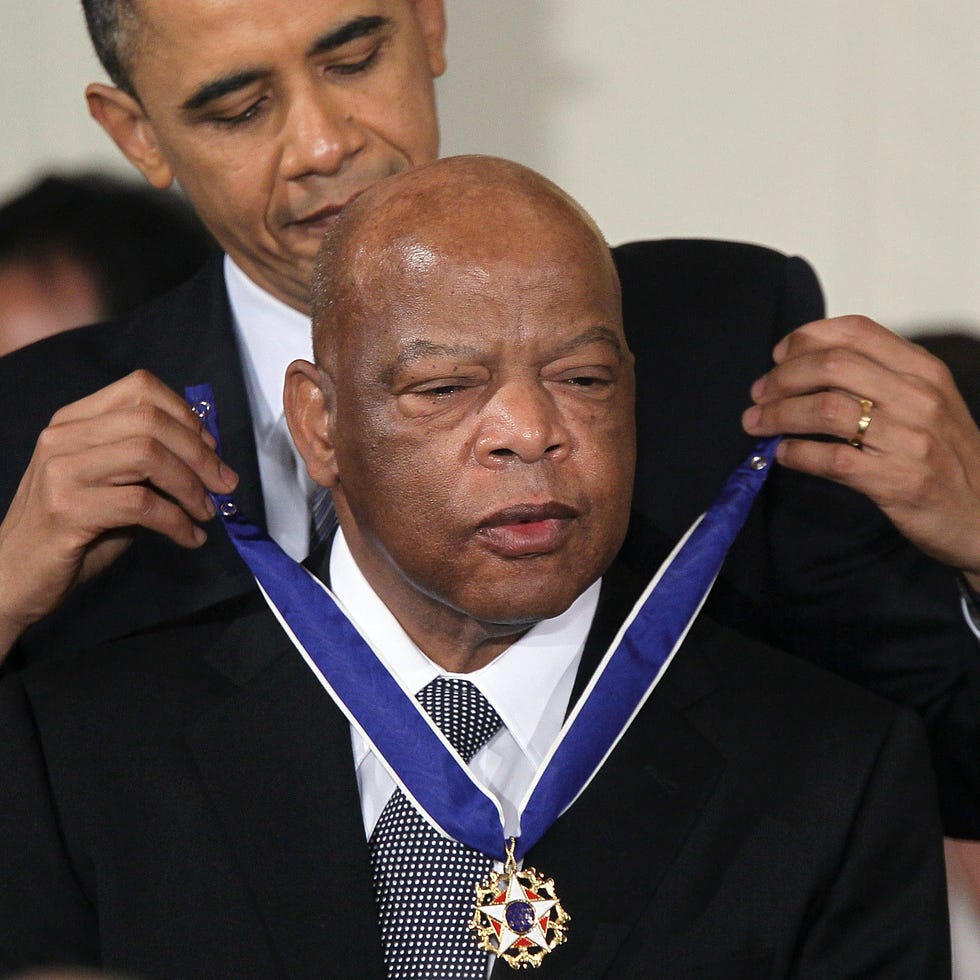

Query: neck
326,524,539,673
403,617,531,674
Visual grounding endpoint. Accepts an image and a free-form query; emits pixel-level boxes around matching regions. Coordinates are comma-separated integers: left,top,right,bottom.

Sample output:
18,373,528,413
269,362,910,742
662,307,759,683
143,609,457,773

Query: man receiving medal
0,156,949,977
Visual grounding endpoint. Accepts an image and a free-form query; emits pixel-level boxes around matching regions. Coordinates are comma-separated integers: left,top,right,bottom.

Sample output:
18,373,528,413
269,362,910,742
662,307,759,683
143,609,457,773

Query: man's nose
474,381,571,467
279,82,366,180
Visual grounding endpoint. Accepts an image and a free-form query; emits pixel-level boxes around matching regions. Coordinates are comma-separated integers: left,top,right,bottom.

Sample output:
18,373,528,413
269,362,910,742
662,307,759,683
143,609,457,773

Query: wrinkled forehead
311,159,621,360
315,232,619,372
126,0,388,82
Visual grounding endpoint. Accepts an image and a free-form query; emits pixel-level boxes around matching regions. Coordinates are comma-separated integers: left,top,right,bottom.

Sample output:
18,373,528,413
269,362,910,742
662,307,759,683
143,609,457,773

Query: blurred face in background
0,256,103,357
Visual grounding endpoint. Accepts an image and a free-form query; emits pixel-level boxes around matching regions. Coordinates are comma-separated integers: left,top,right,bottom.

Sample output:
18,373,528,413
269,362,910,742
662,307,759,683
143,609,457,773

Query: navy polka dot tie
369,676,502,978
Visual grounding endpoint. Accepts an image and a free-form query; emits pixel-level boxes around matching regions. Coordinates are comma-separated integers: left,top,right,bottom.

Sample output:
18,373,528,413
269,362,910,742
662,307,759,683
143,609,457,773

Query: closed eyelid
182,71,267,113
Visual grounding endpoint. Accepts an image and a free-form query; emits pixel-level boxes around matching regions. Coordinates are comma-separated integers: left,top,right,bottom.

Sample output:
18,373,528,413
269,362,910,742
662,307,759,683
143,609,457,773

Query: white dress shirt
329,528,601,841
225,256,315,560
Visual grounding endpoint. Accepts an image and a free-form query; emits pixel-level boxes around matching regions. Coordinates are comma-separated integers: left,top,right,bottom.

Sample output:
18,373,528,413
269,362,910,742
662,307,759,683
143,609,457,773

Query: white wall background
2,2,977,331
437,1,979,332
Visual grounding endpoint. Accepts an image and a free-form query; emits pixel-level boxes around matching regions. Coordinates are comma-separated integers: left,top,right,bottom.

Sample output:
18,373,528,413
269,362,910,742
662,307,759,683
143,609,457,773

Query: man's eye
564,375,608,387
330,44,382,77
213,99,266,127
422,383,464,397
408,376,481,399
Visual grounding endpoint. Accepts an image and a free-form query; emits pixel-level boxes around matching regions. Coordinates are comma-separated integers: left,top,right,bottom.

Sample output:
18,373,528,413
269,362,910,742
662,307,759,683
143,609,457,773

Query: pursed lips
287,203,345,232
476,502,579,557
286,185,372,231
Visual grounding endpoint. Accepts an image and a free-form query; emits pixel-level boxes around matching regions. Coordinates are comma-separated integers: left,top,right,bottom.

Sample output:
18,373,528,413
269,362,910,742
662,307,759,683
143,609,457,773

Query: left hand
742,315,980,587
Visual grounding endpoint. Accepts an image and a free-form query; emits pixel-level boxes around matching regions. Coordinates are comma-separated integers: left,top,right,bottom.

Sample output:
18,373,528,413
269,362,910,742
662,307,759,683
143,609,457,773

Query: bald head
287,154,633,668
311,155,619,367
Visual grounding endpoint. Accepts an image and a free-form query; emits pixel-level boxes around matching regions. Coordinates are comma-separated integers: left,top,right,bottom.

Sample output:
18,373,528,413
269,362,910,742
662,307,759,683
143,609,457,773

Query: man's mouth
476,503,579,557
288,187,371,232
288,203,345,232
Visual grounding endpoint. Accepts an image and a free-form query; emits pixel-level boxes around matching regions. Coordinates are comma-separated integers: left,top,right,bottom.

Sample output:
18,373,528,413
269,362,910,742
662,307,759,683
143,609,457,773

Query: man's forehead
343,237,612,322
345,269,625,363
320,246,622,366
340,164,612,276
346,211,608,288
313,155,622,354
132,0,394,79
388,326,626,365
138,0,388,30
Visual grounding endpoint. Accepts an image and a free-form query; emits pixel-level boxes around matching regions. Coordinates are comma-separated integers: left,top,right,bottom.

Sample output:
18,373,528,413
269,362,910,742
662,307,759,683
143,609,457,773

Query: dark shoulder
612,237,823,336
674,611,916,753
612,237,802,273
598,557,906,748
0,253,226,385
612,237,816,303
618,239,825,533
16,587,271,735
0,255,229,502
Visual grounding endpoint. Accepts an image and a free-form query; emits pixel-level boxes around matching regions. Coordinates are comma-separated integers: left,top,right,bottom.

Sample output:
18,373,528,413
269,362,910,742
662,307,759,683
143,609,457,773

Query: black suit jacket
0,558,950,978
1,242,978,836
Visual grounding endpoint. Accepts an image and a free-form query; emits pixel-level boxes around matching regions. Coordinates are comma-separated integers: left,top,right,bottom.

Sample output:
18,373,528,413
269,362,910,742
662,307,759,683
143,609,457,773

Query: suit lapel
496,563,729,978
13,258,263,662
184,598,387,980
120,256,267,621
141,254,265,525
185,549,732,978
112,258,265,637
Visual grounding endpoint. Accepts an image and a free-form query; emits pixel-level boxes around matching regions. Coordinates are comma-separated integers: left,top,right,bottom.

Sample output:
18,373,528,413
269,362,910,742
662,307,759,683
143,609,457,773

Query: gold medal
470,838,570,969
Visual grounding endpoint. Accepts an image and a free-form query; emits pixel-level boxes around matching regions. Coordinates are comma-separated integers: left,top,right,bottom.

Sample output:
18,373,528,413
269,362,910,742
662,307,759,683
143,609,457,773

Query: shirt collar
329,528,599,765
224,255,312,434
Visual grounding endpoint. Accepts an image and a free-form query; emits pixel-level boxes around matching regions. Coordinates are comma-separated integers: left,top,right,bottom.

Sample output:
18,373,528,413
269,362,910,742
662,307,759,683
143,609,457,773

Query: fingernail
220,463,238,489
205,495,216,518
743,405,761,430
193,526,207,546
772,338,788,362
750,377,766,400
201,430,217,449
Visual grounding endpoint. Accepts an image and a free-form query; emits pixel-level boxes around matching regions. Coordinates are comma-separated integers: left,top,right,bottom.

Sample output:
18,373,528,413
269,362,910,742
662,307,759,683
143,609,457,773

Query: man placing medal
0,157,949,977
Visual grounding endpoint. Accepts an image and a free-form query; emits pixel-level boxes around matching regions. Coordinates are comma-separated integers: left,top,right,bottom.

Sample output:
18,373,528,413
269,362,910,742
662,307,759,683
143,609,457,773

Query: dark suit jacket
0,242,978,836
0,558,950,978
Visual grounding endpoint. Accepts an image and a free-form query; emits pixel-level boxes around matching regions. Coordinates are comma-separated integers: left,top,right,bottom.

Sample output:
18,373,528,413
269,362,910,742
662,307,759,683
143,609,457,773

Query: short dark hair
81,0,141,97
0,172,216,319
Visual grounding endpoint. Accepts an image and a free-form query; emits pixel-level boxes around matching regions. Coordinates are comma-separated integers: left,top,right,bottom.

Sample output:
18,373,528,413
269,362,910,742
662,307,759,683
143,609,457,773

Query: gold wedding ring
849,398,874,448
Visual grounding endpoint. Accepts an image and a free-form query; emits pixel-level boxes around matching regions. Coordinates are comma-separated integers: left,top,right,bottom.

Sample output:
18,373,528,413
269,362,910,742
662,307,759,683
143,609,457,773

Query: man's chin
464,589,588,632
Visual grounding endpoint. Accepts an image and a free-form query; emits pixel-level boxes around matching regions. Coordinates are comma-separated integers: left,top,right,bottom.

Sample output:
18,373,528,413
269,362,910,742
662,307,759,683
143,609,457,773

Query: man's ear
86,83,175,190
409,0,447,78
284,359,340,489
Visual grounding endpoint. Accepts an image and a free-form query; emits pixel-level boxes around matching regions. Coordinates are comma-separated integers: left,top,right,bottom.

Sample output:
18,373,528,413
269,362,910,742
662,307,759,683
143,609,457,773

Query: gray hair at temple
81,0,142,97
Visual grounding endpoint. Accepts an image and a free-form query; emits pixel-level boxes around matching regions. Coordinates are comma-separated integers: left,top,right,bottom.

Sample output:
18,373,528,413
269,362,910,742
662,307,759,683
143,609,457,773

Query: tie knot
417,676,502,763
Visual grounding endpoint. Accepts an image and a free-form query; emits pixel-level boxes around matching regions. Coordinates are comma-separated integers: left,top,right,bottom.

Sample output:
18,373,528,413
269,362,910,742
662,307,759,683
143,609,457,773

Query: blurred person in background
0,172,214,357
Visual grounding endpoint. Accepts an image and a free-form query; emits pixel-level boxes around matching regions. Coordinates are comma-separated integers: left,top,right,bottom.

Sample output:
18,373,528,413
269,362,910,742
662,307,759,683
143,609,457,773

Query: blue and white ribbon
186,383,777,861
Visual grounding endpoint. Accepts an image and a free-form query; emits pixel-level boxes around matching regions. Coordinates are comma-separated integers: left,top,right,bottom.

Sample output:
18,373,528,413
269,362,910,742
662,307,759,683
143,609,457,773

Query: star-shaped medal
470,838,569,969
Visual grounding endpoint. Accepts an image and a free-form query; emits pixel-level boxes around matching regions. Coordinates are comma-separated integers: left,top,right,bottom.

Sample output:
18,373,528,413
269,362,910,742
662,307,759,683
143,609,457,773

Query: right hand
742,316,980,587
0,370,238,658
